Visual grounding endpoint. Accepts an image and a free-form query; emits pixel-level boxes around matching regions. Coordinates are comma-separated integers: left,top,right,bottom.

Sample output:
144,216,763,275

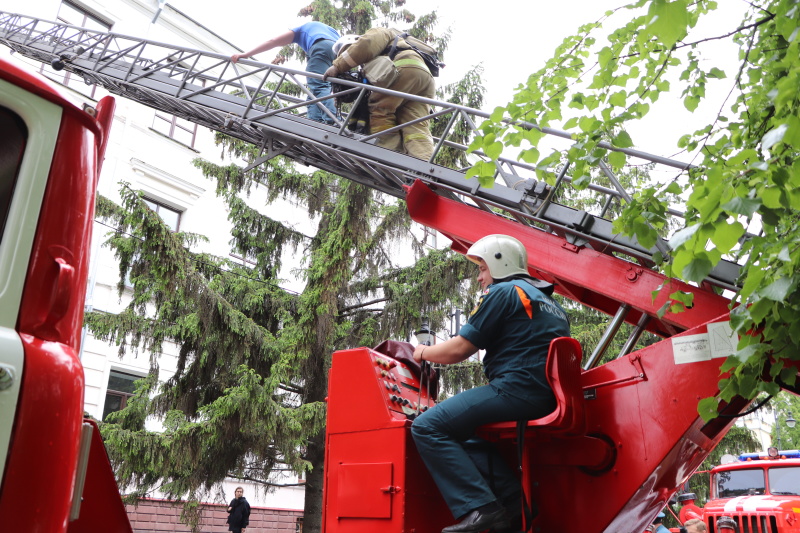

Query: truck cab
0,56,130,533
702,451,800,533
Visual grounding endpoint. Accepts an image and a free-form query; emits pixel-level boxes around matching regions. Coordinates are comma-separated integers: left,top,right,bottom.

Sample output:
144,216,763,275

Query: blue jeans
305,39,337,124
410,379,555,519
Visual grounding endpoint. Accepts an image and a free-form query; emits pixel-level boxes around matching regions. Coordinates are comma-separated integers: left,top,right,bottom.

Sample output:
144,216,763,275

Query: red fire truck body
320,182,767,533
1,15,799,533
0,56,131,533
701,452,800,533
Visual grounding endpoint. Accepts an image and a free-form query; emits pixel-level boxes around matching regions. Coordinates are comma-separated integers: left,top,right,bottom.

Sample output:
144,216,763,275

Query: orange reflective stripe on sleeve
514,285,534,319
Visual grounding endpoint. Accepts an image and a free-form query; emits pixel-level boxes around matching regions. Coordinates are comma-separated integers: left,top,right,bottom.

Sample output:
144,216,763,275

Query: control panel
323,346,451,533
372,353,436,418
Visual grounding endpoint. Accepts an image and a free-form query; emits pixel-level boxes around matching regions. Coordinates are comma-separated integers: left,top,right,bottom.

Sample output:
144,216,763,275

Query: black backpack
384,30,444,77
331,70,370,134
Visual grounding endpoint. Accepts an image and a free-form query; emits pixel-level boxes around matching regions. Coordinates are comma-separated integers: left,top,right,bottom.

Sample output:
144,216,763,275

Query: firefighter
645,512,670,533
717,517,737,532
677,493,703,523
323,29,436,161
408,234,570,533
232,22,340,125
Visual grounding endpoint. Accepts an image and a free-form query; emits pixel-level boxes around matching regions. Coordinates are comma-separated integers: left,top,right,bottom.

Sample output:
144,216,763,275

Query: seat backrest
545,337,586,435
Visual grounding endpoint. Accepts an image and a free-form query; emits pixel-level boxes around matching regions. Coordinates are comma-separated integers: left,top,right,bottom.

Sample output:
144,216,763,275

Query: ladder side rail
127,49,205,86
248,89,329,121
255,70,288,115
428,108,461,164
360,107,452,145
115,41,148,79
450,110,538,191
598,159,671,257
305,150,414,198
0,13,29,41
89,33,114,72
597,159,634,204
165,50,202,94
179,58,247,99
0,11,749,292
68,32,114,68
50,25,88,57
49,26,98,58
227,62,271,101
535,162,572,218
422,179,660,265
22,19,63,48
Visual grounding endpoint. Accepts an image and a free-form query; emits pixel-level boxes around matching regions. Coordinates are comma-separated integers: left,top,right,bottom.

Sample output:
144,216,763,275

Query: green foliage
470,0,800,420
769,392,800,449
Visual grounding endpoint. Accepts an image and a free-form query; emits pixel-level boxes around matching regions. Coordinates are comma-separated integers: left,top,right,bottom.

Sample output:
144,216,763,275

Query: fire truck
0,56,132,531
0,10,798,533
695,451,800,533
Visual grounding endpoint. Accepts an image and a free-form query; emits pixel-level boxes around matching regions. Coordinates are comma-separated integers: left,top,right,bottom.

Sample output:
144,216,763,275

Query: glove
323,64,339,81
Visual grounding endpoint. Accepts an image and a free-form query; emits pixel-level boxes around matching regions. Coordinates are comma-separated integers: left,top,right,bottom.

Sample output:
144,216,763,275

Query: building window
102,370,141,420
151,75,204,149
152,113,201,148
59,1,111,30
296,517,303,533
41,1,112,98
143,198,181,232
123,199,181,288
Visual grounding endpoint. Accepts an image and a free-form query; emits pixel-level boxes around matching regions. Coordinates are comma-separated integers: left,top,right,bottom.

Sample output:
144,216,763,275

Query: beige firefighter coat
332,28,435,160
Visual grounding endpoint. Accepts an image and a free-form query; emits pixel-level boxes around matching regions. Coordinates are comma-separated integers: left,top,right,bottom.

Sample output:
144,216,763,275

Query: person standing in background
226,486,250,533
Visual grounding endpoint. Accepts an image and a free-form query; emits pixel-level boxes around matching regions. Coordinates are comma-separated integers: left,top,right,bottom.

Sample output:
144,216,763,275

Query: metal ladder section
0,11,742,293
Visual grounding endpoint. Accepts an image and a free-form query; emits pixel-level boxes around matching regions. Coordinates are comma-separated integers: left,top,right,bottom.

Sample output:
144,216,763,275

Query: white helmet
333,35,360,56
466,234,529,280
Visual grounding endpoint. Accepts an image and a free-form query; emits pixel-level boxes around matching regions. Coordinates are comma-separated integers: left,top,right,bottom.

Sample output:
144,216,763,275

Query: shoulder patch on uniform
514,285,534,319
469,288,490,317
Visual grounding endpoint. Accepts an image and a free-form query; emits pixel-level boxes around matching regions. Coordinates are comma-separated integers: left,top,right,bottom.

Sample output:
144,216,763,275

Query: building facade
2,0,305,530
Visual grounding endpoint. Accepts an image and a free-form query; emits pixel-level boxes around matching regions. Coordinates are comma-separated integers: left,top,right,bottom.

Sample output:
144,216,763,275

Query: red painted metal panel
66,419,133,533
0,335,84,533
326,347,435,434
323,302,742,533
17,106,102,347
323,348,450,533
337,463,393,518
0,57,126,532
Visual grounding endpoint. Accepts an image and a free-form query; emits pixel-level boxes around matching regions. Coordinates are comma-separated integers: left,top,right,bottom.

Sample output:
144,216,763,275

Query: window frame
41,1,113,99
102,369,143,421
143,197,182,232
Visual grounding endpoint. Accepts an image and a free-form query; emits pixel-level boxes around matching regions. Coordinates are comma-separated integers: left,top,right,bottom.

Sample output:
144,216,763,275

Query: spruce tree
87,2,486,531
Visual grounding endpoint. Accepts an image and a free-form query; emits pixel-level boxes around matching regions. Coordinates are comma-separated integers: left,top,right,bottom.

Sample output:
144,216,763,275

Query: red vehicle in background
698,450,800,533
0,57,131,532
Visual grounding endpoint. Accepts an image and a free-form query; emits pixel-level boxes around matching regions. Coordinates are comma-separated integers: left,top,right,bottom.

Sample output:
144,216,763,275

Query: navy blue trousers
410,378,555,519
